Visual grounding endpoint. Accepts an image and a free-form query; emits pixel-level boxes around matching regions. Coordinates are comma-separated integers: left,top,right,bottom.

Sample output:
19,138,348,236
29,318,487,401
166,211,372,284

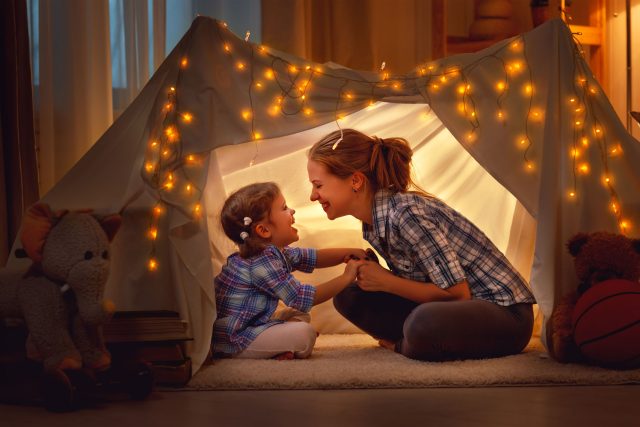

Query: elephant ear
20,203,68,263
99,214,122,242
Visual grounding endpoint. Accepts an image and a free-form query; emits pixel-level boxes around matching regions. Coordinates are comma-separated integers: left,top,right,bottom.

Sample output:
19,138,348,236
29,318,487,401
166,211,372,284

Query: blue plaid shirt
363,190,535,306
212,245,317,354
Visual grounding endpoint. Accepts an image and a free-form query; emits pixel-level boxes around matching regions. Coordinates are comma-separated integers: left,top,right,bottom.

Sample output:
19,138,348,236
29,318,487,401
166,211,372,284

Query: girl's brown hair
308,128,426,194
220,182,280,258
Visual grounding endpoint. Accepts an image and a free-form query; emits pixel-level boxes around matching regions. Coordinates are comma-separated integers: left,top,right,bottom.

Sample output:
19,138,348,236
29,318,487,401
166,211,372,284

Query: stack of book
104,310,193,387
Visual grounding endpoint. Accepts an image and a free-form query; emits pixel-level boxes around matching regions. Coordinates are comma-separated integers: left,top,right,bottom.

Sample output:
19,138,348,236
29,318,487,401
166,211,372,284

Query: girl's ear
255,223,271,239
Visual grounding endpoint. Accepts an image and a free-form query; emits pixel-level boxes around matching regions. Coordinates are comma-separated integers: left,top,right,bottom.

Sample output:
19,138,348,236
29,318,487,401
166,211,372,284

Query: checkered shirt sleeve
396,204,466,289
253,247,316,313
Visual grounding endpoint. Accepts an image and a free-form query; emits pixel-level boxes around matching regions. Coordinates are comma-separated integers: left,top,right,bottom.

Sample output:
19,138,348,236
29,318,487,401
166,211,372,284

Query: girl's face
265,192,299,248
307,159,355,220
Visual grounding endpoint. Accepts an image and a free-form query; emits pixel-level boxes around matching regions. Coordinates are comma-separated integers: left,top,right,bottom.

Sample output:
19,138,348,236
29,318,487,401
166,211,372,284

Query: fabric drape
261,0,436,73
37,0,114,195
0,0,39,266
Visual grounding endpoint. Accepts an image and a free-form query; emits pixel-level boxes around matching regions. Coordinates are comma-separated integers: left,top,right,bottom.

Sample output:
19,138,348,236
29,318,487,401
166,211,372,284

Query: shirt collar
363,189,394,239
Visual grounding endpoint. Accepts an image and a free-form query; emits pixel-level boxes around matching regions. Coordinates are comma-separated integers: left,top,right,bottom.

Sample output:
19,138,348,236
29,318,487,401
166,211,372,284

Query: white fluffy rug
185,334,640,390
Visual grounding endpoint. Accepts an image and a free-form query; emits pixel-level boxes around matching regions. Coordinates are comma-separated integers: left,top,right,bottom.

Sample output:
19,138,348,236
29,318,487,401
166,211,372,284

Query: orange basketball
572,279,640,369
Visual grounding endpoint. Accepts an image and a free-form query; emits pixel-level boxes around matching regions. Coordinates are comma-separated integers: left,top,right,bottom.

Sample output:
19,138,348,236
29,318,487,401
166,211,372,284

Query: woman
306,129,536,361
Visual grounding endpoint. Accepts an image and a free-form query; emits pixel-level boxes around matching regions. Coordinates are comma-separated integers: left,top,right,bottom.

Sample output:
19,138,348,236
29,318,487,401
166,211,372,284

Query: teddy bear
0,203,121,373
545,231,640,363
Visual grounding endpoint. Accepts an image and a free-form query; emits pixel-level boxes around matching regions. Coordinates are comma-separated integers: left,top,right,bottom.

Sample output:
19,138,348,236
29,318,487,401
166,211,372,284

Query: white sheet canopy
10,17,640,373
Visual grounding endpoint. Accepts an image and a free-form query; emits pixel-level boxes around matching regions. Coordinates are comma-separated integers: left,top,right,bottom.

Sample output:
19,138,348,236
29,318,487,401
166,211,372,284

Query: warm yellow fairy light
150,140,159,149
440,75,447,83
496,81,506,91
575,107,582,113
619,220,631,232
259,45,267,53
569,98,575,103
149,227,158,240
611,201,619,214
392,82,400,90
180,57,188,68
457,85,466,94
193,203,202,217
301,94,306,100
148,258,158,271
594,127,602,136
255,82,263,89
303,108,313,116
457,103,465,113
163,102,173,112
145,162,155,172
169,86,176,92
236,62,246,70
289,65,297,73
241,109,252,121
431,83,439,90
571,148,580,158
602,174,612,185
568,190,576,199
185,184,193,194
581,137,589,146
575,120,582,126
609,144,622,156
164,180,174,190
162,149,170,158
525,161,535,171
268,104,280,116
253,131,262,140
265,69,275,80
181,112,193,123
589,87,597,94
524,84,533,95
497,110,504,120
153,205,164,216
382,72,389,80
223,43,231,52
345,93,353,100
578,163,590,174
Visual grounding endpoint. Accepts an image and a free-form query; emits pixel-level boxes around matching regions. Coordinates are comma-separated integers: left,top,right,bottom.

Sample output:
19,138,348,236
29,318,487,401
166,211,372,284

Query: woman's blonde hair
220,182,280,258
308,129,426,194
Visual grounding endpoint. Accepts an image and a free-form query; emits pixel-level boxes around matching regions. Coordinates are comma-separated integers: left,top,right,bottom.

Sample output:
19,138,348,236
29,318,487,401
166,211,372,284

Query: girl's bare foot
273,351,295,360
378,339,395,351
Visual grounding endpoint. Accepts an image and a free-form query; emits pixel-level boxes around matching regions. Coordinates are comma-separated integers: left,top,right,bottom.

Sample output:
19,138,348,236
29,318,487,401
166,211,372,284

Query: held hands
342,259,364,282
354,261,393,292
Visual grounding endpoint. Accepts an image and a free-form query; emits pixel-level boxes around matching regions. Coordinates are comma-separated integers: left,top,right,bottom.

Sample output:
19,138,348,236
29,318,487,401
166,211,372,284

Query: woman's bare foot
273,351,295,360
378,339,395,351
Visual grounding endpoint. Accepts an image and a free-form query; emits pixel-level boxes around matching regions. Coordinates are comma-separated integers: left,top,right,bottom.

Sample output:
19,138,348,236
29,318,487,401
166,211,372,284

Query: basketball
572,279,640,369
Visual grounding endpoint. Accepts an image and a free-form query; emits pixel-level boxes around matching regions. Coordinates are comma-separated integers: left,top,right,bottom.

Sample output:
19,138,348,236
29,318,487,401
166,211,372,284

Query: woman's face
307,159,354,220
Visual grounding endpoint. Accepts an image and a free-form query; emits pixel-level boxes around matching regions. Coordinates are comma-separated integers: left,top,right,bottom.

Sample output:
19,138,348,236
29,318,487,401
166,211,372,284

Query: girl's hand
355,261,393,292
343,259,364,282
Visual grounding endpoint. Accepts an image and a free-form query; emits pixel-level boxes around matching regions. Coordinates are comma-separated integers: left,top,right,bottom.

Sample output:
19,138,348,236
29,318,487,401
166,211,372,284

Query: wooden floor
4,385,640,426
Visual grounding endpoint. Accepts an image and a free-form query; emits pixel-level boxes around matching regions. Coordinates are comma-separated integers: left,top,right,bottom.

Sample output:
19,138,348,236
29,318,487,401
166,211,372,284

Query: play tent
9,16,639,373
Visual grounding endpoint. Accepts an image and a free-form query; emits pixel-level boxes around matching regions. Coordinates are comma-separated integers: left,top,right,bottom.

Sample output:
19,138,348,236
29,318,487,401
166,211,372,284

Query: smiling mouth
321,202,330,211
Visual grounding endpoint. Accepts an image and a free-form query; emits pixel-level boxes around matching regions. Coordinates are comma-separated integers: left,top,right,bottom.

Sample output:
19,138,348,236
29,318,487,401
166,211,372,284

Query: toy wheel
42,369,75,412
125,362,154,400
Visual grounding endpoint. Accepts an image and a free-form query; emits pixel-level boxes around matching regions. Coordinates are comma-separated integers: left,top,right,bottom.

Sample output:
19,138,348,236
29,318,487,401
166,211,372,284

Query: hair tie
240,231,249,241
243,217,252,226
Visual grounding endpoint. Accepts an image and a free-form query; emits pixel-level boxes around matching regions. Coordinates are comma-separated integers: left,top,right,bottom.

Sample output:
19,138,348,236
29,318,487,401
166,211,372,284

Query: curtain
37,0,114,196
261,0,437,74
0,0,39,266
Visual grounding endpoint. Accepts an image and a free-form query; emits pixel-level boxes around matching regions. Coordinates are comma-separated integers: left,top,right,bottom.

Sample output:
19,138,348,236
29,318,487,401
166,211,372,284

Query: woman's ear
351,171,366,192
255,223,271,239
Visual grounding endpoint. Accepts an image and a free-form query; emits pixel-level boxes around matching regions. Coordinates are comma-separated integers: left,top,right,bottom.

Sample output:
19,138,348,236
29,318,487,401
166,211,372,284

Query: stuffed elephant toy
0,203,121,372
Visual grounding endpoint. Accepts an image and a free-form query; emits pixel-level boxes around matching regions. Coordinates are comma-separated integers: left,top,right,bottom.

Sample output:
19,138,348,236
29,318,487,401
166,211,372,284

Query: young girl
307,129,536,361
212,182,365,360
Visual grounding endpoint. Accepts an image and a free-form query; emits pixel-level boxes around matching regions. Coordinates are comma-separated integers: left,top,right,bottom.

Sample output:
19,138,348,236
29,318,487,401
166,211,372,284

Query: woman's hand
342,248,368,263
355,261,394,292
